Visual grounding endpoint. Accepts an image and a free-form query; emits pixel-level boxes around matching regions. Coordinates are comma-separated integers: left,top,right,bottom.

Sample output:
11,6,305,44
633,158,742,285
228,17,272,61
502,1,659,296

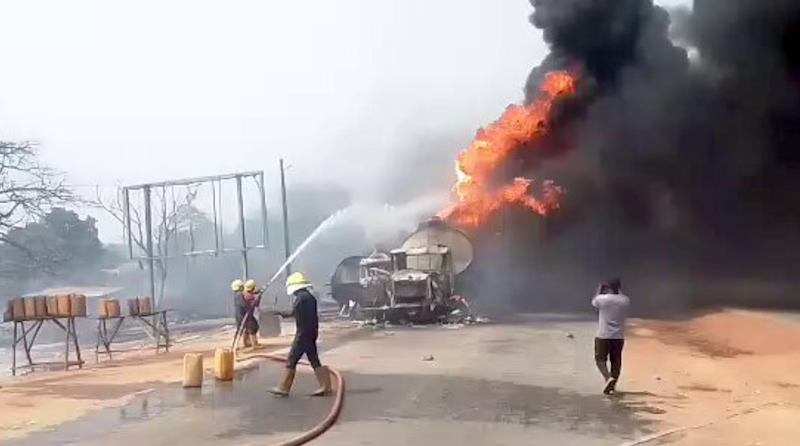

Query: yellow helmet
231,279,244,291
286,272,312,295
244,280,257,292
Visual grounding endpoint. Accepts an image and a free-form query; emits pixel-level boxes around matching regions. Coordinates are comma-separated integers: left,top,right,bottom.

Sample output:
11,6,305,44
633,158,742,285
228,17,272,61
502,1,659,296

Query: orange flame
439,71,576,228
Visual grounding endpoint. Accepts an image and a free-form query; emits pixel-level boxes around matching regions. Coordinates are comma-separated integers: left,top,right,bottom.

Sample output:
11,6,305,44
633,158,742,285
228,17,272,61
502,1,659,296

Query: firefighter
269,272,332,397
242,280,262,348
231,279,251,349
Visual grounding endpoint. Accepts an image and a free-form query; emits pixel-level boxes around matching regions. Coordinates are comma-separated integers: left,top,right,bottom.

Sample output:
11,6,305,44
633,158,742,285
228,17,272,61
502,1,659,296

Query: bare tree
0,142,74,282
95,185,199,305
0,142,73,238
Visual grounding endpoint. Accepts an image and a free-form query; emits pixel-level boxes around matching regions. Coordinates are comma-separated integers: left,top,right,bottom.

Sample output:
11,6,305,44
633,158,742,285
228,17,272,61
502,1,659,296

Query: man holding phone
592,278,630,395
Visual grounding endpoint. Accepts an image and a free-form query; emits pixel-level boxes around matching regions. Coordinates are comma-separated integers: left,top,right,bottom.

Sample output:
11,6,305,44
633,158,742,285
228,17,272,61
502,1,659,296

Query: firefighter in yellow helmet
231,279,253,349
269,272,331,397
240,279,262,349
231,279,244,292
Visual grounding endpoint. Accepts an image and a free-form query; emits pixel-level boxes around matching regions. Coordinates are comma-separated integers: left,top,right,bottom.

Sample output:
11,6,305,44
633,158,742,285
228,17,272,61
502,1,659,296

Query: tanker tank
329,217,475,323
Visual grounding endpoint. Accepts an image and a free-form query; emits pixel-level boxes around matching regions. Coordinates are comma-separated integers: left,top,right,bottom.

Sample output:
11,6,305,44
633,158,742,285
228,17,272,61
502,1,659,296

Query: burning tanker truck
329,218,474,323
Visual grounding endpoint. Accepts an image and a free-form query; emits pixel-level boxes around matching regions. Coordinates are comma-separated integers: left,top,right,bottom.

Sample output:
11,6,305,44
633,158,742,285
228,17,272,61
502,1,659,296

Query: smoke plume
468,0,800,311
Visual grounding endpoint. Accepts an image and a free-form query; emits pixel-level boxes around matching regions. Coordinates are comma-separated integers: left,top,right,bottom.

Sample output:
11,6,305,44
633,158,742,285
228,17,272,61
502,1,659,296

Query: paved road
5,315,662,446
318,315,661,446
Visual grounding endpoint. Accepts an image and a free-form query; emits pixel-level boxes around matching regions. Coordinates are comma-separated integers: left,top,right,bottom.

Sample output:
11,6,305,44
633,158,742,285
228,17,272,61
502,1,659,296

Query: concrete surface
3,315,663,446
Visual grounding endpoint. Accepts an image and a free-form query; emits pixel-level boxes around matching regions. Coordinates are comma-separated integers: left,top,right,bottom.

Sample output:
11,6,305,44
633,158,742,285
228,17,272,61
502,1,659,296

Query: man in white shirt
592,278,630,395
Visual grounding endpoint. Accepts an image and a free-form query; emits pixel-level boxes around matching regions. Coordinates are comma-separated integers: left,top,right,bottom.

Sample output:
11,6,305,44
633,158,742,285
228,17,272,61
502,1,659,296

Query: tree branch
0,141,73,236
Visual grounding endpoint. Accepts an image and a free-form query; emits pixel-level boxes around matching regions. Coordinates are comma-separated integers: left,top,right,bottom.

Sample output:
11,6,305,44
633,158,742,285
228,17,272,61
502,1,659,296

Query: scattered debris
443,324,465,330
353,319,401,331
447,309,465,324
680,383,732,393
422,355,435,362
175,335,202,344
353,318,380,327
446,310,488,326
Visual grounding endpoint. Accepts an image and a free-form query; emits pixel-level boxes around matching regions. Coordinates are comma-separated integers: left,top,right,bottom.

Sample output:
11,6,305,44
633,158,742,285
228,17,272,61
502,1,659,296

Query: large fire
439,71,577,228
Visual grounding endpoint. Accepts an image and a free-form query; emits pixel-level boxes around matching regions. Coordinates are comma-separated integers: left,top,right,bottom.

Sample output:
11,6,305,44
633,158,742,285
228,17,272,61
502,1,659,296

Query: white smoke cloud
318,192,450,247
349,193,450,244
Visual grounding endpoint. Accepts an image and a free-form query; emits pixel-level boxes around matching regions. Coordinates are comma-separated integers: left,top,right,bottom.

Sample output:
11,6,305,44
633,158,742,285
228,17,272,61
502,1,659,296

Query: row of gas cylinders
3,295,88,322
2,296,156,322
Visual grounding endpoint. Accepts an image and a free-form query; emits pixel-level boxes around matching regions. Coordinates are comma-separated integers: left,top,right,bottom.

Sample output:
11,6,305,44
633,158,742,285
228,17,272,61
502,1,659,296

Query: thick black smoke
468,0,800,312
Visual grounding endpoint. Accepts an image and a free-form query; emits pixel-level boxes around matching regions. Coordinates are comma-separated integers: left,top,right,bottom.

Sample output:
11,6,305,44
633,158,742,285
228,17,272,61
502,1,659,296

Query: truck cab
389,245,455,319
358,252,393,310
340,219,472,323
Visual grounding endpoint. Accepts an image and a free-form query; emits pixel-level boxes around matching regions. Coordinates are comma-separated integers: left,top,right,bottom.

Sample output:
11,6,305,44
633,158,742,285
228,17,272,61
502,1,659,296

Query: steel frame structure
121,171,269,308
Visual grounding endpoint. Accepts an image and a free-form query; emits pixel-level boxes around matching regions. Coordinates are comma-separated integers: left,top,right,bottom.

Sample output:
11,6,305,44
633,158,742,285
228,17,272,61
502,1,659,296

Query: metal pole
123,188,133,260
258,171,269,248
211,180,220,255
280,159,292,277
144,186,156,304
236,175,249,279
143,186,159,352
12,322,17,376
218,180,225,252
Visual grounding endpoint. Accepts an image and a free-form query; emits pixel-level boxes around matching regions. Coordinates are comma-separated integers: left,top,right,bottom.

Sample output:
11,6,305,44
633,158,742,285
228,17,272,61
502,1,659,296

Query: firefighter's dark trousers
286,334,321,369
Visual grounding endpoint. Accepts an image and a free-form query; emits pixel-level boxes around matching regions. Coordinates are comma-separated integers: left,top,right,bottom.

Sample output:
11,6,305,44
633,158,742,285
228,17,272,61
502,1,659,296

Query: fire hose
238,352,345,446
232,303,346,446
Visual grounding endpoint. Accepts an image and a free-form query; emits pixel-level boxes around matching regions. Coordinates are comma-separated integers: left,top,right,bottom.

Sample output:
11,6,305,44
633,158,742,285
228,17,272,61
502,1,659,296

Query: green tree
0,208,104,283
43,208,104,272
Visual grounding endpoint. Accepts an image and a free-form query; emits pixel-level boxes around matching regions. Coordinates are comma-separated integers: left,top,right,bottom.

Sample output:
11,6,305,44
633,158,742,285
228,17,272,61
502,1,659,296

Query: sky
0,0,690,242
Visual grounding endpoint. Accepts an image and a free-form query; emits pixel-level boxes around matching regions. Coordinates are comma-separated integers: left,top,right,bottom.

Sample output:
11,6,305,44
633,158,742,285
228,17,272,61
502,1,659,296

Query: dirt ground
1,309,799,445
624,309,800,445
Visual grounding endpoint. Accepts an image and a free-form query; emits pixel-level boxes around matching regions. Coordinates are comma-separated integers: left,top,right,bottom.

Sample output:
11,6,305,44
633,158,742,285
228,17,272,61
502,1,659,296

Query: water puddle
7,361,331,446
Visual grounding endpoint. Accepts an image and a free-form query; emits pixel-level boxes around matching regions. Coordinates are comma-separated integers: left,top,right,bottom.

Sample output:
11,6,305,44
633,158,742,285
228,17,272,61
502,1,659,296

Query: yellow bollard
182,354,204,388
214,348,234,381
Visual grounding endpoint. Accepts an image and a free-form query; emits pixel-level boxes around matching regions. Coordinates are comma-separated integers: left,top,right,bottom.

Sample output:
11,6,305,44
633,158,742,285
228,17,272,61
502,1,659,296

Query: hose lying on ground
236,352,345,446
